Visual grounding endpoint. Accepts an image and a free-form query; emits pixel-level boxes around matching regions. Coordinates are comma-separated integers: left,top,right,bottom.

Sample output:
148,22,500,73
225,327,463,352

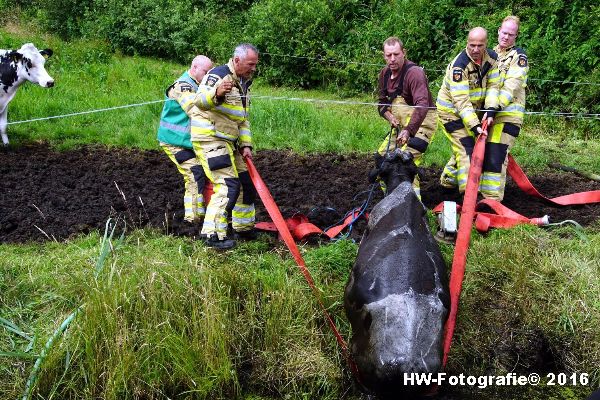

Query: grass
1,19,600,400
2,226,598,399
1,229,353,399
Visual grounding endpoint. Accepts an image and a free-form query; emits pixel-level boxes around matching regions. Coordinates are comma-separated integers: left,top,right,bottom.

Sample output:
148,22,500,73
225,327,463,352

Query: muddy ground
1,144,599,243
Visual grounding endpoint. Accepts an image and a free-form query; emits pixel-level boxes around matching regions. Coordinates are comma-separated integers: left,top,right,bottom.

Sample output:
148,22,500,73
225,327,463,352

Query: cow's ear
373,152,384,169
40,49,54,58
368,167,380,183
8,51,23,62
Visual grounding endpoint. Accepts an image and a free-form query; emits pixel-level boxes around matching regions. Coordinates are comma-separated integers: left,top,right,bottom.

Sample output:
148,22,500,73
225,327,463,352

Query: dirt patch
1,144,599,243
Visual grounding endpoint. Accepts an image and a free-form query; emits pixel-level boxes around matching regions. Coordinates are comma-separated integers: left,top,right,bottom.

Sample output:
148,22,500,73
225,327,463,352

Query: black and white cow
1,43,54,146
344,149,450,398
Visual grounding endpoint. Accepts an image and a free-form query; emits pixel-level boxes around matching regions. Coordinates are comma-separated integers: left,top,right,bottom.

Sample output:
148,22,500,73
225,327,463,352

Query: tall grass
1,225,598,399
1,230,353,399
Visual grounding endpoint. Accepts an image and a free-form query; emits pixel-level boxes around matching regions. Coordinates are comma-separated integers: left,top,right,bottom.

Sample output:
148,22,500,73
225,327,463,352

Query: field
2,21,600,400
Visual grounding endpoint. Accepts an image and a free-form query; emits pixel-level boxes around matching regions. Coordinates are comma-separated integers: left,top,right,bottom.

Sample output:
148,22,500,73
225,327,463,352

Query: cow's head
368,149,420,194
13,43,55,88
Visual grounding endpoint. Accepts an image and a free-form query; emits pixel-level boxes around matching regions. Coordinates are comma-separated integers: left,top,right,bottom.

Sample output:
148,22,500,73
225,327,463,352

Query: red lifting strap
474,199,550,232
244,156,361,380
256,210,366,241
441,120,489,367
440,125,599,367
507,154,600,205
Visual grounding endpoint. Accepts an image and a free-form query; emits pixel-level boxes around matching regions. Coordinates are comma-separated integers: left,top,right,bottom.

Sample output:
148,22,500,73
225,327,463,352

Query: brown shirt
377,60,435,136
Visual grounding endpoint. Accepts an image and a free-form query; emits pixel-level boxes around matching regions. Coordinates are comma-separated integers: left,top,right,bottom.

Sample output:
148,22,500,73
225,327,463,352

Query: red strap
255,221,278,232
293,222,327,240
256,210,366,241
442,120,488,367
508,154,600,205
324,210,365,239
244,156,361,380
440,125,599,366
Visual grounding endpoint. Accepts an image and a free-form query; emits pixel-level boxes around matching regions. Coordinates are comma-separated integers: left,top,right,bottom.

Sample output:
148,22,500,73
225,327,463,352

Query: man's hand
240,146,252,160
216,80,234,98
385,111,400,128
396,129,410,146
471,124,484,136
482,111,493,127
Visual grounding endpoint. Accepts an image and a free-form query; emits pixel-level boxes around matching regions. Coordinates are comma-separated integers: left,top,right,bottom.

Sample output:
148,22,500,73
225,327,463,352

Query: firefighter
191,44,259,250
157,55,213,235
376,37,437,200
481,16,529,201
437,27,500,195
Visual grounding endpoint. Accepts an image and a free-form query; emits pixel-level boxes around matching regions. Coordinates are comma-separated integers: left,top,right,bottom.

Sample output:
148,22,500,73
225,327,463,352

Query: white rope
6,95,599,127
6,99,165,126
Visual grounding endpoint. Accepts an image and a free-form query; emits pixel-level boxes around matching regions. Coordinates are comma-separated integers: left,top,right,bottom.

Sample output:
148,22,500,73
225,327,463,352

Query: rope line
6,99,165,126
7,95,600,127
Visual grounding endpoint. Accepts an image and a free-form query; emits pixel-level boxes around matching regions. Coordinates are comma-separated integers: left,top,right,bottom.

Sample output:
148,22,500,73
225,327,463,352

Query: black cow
344,149,450,398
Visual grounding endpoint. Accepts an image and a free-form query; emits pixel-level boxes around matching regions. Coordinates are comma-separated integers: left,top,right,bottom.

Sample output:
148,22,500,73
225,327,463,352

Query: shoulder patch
179,82,194,92
517,54,528,67
452,51,470,70
205,74,220,87
452,67,463,82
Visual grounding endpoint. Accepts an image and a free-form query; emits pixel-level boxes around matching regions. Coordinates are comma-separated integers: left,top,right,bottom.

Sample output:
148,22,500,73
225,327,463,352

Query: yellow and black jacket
493,45,528,125
437,48,500,131
191,59,252,148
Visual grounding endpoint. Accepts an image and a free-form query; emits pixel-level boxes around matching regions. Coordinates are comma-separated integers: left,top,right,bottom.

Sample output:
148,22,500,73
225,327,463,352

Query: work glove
471,124,483,136
483,107,500,119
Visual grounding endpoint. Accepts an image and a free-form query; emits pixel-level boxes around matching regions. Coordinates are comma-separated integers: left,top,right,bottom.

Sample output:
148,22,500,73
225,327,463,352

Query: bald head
467,27,488,63
468,27,488,42
190,55,213,82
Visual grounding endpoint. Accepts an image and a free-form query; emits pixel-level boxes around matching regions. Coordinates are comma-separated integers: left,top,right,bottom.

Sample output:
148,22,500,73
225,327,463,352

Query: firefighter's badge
179,83,194,93
452,68,462,82
518,54,528,67
205,75,219,87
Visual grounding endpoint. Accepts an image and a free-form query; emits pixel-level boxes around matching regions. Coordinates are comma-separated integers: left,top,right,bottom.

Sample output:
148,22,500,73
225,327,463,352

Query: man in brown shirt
376,37,437,199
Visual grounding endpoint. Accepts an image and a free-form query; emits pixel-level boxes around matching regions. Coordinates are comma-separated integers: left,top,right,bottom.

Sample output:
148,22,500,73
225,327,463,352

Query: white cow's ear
40,49,54,58
9,51,23,62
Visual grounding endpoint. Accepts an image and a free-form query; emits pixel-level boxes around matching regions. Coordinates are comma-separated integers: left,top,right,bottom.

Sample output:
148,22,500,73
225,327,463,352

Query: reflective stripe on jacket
494,45,528,125
437,49,500,129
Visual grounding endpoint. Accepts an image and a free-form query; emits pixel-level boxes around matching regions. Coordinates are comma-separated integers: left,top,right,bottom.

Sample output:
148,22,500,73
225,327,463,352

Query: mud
1,144,599,243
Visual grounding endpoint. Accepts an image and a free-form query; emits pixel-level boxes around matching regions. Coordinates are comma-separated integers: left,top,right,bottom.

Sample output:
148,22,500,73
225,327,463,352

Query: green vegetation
2,224,598,399
1,15,599,400
4,0,599,133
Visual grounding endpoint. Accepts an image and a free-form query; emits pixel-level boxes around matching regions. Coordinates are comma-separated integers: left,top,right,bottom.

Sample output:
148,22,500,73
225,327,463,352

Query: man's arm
403,67,431,136
168,81,202,116
377,68,399,128
483,60,501,115
194,72,233,111
238,118,252,150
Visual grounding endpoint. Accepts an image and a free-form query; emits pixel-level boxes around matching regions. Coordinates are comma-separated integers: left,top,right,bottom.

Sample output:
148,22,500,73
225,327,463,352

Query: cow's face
368,149,419,194
16,43,55,88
